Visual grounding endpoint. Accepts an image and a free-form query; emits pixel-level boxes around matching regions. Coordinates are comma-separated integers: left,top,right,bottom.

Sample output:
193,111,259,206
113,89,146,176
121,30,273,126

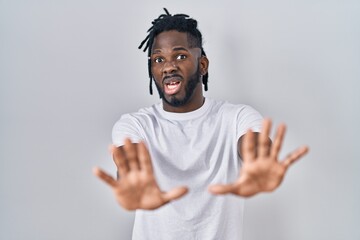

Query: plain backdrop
1,0,359,239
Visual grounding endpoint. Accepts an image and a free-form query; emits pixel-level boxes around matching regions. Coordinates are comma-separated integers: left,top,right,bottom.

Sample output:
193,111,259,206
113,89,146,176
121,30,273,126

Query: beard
154,68,201,108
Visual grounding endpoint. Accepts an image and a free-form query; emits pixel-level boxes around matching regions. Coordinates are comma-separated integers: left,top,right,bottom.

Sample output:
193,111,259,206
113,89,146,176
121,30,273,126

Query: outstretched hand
93,138,188,210
208,119,309,197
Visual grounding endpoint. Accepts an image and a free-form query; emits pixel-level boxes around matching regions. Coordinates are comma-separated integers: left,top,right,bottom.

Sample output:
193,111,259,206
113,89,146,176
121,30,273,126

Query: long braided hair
138,8,209,95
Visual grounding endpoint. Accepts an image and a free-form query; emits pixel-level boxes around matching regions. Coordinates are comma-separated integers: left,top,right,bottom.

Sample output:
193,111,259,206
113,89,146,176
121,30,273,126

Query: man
93,8,309,240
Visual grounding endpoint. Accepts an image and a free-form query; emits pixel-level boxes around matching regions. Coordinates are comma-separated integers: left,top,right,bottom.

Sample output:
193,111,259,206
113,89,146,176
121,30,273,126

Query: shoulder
112,103,162,130
207,98,258,116
111,103,162,145
117,103,161,123
207,99,263,131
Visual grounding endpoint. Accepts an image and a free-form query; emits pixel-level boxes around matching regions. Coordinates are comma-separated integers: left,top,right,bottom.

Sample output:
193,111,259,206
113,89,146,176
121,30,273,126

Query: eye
153,57,164,63
177,54,187,60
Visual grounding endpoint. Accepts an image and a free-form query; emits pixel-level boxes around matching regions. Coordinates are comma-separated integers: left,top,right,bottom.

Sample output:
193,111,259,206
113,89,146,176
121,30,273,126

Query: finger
137,141,154,173
208,184,235,195
242,129,256,161
258,118,272,158
123,138,140,171
161,186,188,202
270,123,286,159
111,144,129,176
282,146,309,169
93,167,117,188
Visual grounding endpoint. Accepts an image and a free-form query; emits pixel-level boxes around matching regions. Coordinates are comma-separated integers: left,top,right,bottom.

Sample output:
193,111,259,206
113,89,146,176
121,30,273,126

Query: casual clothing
112,98,263,240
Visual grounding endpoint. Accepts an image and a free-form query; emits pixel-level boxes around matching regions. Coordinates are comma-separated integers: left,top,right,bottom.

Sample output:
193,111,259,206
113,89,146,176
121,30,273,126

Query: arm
237,132,264,160
93,138,188,210
209,118,309,197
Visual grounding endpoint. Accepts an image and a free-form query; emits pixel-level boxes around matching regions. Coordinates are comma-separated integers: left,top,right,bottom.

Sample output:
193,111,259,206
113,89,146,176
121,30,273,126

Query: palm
94,139,188,210
113,170,168,210
235,155,287,196
209,119,308,197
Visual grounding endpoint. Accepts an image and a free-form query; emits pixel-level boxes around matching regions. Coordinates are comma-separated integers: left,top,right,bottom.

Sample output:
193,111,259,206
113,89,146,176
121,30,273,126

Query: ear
199,56,209,76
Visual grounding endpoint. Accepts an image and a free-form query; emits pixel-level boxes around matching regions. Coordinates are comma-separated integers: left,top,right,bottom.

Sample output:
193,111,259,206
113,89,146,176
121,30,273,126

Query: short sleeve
236,105,263,140
112,114,145,147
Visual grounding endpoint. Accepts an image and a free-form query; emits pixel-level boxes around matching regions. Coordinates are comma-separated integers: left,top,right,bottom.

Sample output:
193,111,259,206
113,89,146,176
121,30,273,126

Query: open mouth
164,81,182,95
163,75,182,95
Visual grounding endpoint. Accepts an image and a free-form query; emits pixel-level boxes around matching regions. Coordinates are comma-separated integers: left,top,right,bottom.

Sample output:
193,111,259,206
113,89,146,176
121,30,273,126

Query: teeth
167,84,177,89
166,81,179,85
165,81,180,91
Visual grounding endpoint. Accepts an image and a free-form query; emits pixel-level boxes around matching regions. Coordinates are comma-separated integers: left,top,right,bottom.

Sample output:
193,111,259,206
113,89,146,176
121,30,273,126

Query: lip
164,81,182,95
162,74,183,84
162,74,183,95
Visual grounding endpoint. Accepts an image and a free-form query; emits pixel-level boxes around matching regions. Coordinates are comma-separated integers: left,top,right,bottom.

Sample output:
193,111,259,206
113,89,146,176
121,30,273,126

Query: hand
93,138,188,210
208,119,309,197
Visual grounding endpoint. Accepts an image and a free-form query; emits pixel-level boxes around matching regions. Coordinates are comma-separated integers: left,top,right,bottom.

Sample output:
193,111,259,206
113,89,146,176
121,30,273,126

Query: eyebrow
173,47,189,52
152,46,190,55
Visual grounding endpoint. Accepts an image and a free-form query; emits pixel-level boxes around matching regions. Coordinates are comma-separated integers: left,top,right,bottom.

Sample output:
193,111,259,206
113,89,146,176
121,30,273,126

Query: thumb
162,186,188,202
208,184,235,195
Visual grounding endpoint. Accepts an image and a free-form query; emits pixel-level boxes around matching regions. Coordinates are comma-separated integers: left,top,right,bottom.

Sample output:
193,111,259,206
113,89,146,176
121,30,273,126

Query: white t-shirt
112,98,263,240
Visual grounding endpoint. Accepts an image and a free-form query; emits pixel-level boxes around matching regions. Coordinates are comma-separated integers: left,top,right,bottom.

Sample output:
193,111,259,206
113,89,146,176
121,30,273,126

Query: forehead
151,30,191,51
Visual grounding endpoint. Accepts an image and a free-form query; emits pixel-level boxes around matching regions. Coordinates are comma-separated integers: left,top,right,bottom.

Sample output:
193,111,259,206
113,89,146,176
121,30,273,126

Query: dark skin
151,30,209,113
93,30,309,210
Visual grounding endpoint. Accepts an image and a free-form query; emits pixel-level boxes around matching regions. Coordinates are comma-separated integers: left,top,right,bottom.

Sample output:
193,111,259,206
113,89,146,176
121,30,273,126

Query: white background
1,0,359,239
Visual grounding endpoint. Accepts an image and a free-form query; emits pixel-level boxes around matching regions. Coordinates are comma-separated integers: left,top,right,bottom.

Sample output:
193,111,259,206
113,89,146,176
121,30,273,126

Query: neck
162,87,204,113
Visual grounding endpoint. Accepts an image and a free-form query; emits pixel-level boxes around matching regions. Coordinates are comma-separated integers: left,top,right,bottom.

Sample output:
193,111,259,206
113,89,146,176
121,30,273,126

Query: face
150,30,208,112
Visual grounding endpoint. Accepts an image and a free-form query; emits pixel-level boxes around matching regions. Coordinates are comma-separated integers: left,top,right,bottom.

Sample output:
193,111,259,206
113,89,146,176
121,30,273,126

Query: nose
162,61,177,74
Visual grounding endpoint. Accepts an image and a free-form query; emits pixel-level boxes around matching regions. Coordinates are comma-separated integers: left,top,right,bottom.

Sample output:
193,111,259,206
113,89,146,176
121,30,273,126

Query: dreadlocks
138,8,209,95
